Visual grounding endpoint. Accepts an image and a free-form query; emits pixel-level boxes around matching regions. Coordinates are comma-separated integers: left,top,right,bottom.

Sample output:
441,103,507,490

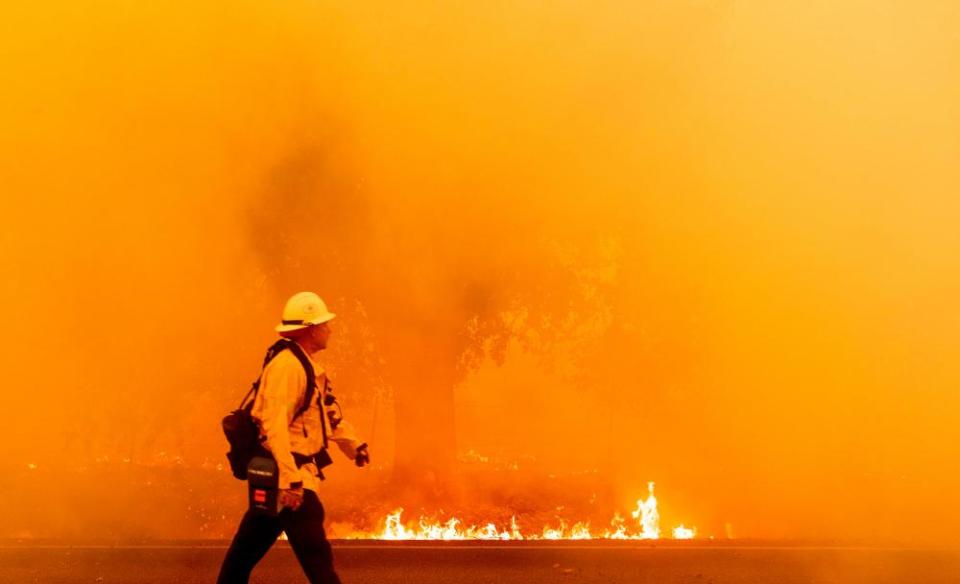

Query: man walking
218,291,370,584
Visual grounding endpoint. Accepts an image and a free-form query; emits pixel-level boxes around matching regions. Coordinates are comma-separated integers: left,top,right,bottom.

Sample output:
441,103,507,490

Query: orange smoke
1,1,959,546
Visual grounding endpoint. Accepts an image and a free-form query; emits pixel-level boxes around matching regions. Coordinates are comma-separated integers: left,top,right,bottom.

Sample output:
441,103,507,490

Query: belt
292,448,332,480
256,443,330,479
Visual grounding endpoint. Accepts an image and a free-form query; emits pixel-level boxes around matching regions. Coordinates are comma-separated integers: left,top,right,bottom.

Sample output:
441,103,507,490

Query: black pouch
247,455,279,516
314,448,333,470
223,407,258,479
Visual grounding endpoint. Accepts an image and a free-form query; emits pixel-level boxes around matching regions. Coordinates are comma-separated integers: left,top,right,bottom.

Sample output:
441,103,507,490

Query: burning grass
333,481,697,540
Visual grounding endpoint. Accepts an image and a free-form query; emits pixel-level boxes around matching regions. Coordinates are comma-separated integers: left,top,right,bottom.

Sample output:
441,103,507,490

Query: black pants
217,490,341,584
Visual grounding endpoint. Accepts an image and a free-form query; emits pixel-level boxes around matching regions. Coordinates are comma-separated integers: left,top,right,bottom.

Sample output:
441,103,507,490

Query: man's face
311,321,332,350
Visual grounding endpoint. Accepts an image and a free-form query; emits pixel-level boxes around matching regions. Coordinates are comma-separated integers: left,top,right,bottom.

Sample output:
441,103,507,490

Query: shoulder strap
283,341,318,420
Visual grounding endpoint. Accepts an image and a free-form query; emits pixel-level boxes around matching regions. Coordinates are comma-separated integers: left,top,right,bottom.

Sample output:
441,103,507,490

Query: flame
541,520,565,540
603,512,628,539
569,522,593,540
381,509,409,539
357,482,701,540
672,524,696,539
630,481,660,539
381,509,522,541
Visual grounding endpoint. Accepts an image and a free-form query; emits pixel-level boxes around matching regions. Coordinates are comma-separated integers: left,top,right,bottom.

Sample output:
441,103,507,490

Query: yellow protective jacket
250,345,364,492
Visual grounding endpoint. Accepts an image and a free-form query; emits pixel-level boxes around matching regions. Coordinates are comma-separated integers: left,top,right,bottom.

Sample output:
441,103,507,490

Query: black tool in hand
354,443,370,467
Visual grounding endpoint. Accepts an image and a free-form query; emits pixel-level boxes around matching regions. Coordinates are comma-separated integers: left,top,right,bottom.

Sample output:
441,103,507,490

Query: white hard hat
275,291,336,333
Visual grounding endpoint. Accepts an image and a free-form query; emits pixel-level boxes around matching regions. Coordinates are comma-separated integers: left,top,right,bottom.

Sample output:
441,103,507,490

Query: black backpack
222,339,317,480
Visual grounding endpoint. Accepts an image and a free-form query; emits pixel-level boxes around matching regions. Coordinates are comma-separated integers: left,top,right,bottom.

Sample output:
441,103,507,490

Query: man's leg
283,491,342,584
216,509,284,584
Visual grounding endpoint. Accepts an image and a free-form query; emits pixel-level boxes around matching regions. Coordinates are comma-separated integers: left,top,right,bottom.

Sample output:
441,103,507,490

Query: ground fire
341,482,697,541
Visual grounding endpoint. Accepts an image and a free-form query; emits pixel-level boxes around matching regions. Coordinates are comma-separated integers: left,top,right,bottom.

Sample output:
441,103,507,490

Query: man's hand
355,443,370,468
279,486,304,511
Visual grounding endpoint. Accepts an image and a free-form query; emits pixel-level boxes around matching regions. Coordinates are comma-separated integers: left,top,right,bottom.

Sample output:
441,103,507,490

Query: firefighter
217,291,370,584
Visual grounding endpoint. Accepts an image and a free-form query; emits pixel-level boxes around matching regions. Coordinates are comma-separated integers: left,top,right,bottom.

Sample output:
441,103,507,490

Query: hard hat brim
275,312,336,333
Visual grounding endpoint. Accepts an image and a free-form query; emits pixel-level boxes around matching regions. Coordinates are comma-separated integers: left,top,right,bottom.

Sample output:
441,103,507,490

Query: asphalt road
2,542,959,584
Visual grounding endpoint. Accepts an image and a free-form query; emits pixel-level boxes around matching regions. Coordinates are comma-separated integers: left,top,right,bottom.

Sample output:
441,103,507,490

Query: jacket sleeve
252,359,304,489
326,405,364,460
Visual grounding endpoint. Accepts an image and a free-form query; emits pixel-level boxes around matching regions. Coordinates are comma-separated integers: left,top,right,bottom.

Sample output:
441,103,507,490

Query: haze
1,1,958,545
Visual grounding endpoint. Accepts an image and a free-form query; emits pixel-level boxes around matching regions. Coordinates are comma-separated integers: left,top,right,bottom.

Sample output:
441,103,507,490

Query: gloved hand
279,486,304,511
355,443,370,468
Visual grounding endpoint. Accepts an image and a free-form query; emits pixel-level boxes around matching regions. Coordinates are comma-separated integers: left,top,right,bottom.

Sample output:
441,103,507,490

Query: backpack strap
282,341,318,420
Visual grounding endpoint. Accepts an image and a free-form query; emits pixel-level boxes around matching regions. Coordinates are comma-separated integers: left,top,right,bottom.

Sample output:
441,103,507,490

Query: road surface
2,541,958,584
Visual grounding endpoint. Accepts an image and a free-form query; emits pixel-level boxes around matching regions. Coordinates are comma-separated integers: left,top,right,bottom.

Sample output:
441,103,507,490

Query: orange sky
1,1,958,544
